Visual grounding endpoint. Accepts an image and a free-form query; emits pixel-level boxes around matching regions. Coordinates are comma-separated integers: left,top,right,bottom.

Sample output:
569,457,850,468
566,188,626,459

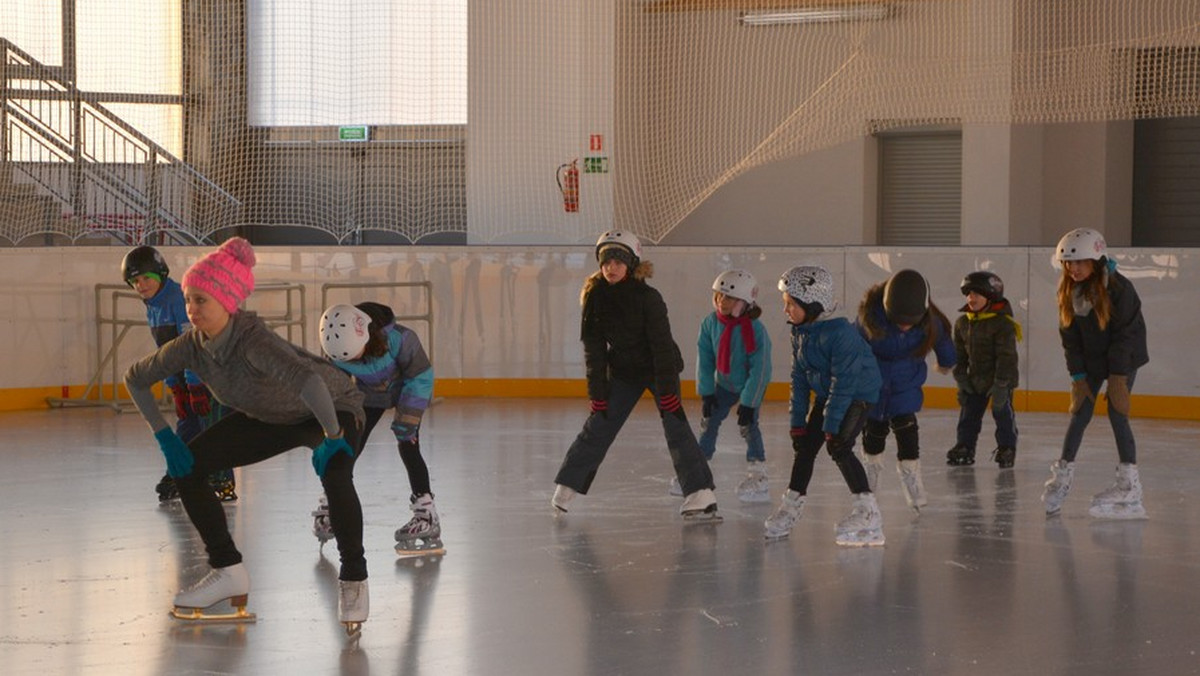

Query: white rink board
0,246,1195,400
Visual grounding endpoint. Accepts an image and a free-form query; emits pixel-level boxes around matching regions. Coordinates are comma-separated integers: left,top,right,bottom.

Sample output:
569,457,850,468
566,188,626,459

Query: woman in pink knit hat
124,237,370,637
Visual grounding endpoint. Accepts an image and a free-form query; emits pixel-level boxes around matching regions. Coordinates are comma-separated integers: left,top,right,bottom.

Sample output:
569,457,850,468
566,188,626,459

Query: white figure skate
395,494,445,557
339,579,369,638
668,475,684,497
311,493,333,544
862,453,885,494
1042,460,1074,515
897,459,928,512
171,563,256,623
835,493,885,547
763,489,805,541
1088,463,1147,519
736,462,771,503
551,484,576,513
681,488,722,522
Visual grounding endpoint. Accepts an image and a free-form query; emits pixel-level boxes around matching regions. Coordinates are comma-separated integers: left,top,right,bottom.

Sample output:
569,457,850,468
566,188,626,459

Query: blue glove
312,433,354,478
154,427,194,478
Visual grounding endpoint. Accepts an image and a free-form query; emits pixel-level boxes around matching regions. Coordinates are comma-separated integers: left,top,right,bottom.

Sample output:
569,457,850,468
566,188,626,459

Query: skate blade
835,531,886,548
683,512,723,523
1088,505,1148,520
395,542,446,558
171,606,257,623
763,531,790,542
737,493,773,504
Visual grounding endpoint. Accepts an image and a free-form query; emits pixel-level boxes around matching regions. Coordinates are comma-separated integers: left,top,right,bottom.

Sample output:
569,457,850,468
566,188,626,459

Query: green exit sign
583,156,609,173
338,125,370,142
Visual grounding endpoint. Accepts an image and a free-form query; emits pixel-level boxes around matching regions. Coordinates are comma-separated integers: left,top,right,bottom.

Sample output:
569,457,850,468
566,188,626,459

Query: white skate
763,489,805,540
736,462,771,503
551,484,576,513
862,453,885,494
339,579,369,638
681,488,722,522
897,459,928,512
171,563,256,623
668,475,683,497
395,494,445,556
1042,460,1074,515
1088,463,1147,520
311,493,333,544
835,493,885,547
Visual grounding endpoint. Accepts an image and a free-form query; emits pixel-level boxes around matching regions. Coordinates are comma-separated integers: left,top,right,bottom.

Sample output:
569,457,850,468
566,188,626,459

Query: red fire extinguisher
557,159,579,213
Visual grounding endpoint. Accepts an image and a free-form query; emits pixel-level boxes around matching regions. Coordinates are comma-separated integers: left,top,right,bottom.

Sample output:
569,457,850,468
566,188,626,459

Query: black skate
992,446,1016,469
209,471,238,502
156,474,180,502
946,444,976,466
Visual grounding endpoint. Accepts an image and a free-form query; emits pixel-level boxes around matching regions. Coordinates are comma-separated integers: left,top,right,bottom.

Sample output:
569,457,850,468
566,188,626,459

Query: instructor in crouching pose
124,237,369,635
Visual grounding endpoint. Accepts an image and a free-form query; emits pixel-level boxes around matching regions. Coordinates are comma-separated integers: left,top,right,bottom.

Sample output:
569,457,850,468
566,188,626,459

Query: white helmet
594,230,643,262
319,304,371,362
713,269,758,305
1055,228,1107,262
778,265,835,314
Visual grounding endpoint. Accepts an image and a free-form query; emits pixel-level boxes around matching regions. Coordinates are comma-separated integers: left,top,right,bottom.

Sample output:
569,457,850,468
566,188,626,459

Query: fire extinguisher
557,159,579,213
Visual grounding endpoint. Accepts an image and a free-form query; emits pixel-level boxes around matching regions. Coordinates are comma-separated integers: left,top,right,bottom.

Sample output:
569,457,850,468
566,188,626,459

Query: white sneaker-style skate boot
551,484,576,513
763,489,805,540
681,488,722,522
835,493,885,547
311,493,333,544
736,462,771,503
1042,460,1074,515
338,579,369,637
897,459,928,512
668,475,684,497
172,562,255,622
1089,463,1147,519
395,493,445,556
862,453,885,494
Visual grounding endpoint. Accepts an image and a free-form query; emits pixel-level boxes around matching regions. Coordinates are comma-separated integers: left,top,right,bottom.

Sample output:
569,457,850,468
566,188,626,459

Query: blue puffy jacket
788,316,881,436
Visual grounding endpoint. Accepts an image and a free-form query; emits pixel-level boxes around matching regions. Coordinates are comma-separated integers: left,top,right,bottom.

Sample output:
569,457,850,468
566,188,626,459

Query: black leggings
362,407,432,497
178,410,367,581
787,400,872,495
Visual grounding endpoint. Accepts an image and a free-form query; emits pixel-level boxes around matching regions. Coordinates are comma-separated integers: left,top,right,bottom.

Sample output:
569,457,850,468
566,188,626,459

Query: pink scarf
716,312,756,375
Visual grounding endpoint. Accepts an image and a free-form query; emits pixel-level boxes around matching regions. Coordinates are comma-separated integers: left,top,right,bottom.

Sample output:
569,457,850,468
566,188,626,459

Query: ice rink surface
3,398,1200,675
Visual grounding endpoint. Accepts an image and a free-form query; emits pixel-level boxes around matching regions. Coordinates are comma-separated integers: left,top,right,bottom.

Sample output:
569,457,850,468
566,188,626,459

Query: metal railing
1,38,241,245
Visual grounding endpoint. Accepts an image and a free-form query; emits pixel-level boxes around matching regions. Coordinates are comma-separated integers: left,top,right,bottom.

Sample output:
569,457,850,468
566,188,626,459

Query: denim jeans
697,385,766,463
956,389,1017,449
1061,370,1138,464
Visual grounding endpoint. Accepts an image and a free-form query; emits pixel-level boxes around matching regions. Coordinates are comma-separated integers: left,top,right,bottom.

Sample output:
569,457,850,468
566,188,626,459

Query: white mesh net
2,0,1199,246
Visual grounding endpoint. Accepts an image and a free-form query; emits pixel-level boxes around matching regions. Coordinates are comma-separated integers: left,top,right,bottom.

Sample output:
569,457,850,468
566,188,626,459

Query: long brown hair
1057,264,1111,330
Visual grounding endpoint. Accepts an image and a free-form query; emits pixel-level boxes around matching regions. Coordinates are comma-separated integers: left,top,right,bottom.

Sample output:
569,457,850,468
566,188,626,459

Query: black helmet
883,269,930,326
121,246,170,286
960,271,1004,302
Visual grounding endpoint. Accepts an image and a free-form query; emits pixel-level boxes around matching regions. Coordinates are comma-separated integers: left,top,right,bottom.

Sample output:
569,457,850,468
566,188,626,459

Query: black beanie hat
883,269,930,326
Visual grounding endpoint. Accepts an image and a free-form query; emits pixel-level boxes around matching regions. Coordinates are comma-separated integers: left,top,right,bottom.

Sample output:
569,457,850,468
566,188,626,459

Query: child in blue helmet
121,245,236,503
855,268,955,513
765,265,884,547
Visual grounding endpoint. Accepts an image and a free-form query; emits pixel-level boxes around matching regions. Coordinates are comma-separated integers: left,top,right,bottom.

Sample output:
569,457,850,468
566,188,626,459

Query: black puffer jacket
1061,268,1149,378
953,298,1020,394
580,262,684,400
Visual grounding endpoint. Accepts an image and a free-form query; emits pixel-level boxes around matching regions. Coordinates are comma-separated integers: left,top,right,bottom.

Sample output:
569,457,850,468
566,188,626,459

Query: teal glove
154,427,194,478
312,433,354,478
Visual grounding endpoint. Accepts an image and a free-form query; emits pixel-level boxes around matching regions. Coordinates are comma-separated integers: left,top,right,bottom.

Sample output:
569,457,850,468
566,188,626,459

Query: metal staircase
1,38,240,246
